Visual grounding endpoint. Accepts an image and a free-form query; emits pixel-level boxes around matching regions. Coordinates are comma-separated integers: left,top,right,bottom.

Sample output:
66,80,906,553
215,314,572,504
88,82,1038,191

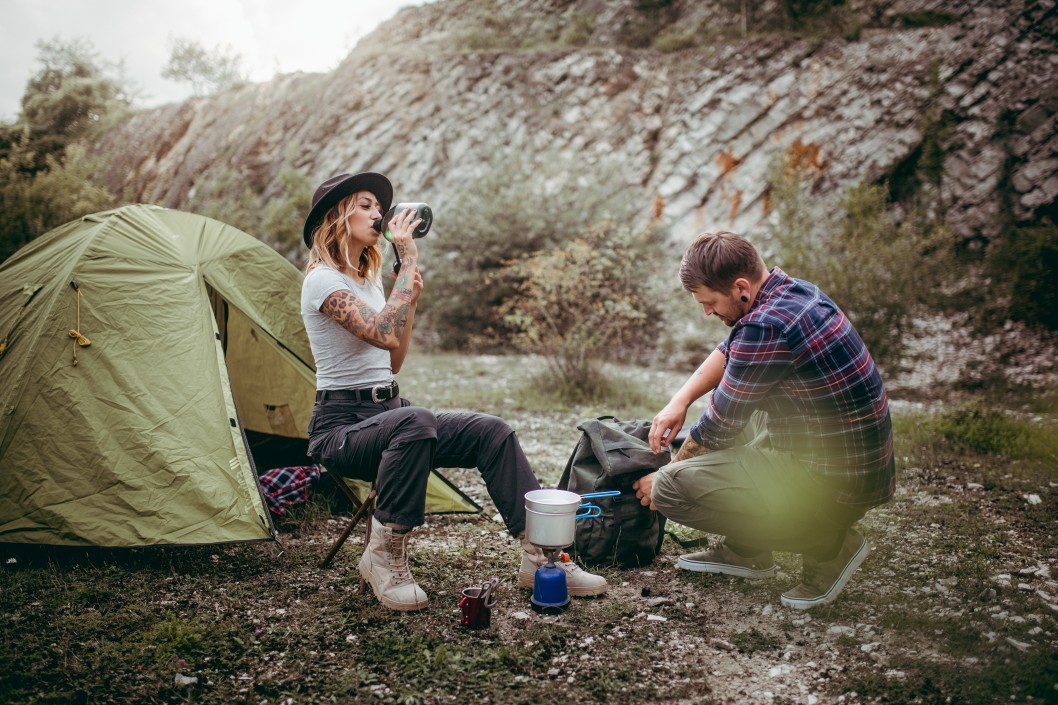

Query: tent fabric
0,205,477,548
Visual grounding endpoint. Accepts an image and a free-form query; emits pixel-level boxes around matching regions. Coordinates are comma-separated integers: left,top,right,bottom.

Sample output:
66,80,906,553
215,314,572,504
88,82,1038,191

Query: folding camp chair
318,468,377,570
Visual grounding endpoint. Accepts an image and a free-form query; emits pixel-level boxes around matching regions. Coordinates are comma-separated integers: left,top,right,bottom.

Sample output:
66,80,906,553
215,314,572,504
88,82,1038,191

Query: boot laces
383,530,415,586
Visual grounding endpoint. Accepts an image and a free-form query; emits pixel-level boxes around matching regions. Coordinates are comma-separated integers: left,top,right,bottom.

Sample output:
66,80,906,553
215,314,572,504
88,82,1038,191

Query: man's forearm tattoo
673,436,710,462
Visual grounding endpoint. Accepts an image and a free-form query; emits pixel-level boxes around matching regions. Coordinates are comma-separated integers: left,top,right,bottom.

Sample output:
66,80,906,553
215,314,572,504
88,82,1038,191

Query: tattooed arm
390,266,423,373
319,255,420,351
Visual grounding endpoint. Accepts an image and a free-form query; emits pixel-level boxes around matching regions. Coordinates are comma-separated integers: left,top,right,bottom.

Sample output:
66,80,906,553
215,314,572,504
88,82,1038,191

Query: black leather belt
316,382,399,403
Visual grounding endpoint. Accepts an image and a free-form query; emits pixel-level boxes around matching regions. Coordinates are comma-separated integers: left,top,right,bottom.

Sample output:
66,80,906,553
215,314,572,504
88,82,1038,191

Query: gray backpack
558,416,672,568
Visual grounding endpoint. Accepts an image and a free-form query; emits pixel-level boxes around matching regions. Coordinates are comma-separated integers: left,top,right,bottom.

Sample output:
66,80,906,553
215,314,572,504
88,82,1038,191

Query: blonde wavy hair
305,193,383,282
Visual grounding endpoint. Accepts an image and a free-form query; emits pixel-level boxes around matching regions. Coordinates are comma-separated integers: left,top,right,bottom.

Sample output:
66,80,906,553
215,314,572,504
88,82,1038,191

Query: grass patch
921,401,1058,460
894,402,1058,471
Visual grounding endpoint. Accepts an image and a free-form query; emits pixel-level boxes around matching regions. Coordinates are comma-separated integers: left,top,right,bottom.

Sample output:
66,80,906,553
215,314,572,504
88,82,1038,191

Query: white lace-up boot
358,516,429,611
517,536,608,596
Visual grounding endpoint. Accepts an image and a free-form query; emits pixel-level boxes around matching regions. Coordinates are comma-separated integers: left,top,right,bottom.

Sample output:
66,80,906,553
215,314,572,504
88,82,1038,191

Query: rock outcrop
93,0,1058,249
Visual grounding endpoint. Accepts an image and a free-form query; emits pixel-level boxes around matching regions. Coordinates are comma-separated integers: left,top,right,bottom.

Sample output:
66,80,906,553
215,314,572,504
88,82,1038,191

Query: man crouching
634,231,895,609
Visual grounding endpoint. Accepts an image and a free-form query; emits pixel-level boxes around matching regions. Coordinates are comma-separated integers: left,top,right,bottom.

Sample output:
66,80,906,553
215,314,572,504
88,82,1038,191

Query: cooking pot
524,489,620,549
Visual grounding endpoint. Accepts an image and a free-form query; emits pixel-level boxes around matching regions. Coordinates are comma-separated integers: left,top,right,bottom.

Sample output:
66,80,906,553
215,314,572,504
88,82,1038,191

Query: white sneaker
517,538,608,596
358,516,429,611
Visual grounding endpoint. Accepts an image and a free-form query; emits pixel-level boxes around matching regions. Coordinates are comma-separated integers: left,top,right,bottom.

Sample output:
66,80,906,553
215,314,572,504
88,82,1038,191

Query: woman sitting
300,172,607,611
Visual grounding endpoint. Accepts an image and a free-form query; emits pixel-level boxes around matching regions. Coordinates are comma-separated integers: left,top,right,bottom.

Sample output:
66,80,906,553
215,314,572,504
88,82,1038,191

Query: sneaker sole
780,537,870,610
517,571,608,597
676,556,779,579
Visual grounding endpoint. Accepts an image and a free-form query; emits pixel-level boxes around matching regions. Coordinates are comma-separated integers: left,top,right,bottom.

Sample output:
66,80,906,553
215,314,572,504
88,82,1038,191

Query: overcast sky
0,0,431,122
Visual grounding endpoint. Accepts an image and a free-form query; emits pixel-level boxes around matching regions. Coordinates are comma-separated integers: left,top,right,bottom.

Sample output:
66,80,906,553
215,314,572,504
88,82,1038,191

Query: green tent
0,205,478,548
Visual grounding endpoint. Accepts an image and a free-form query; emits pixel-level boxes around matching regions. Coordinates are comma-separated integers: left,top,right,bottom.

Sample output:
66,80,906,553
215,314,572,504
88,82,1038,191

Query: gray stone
88,0,1058,253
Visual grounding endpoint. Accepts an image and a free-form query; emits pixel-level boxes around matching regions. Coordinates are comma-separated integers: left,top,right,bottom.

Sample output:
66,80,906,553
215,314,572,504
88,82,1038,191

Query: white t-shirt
301,265,393,391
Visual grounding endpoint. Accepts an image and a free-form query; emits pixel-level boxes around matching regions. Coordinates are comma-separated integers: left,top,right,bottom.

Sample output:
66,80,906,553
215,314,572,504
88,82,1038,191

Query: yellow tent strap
68,280,91,366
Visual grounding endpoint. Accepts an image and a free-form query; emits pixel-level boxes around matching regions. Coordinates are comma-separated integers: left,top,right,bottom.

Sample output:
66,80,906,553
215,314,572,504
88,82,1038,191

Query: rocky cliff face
93,0,1058,250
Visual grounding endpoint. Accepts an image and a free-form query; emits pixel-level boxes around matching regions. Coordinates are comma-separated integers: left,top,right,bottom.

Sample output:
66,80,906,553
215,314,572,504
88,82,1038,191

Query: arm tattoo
321,285,409,348
673,436,710,463
392,263,415,303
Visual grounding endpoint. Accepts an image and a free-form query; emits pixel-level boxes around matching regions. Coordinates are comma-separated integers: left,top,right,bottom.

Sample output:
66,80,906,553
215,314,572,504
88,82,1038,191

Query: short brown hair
678,231,765,292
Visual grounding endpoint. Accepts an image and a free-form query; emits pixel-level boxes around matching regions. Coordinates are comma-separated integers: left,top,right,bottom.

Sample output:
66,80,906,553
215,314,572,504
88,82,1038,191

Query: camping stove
529,546,570,613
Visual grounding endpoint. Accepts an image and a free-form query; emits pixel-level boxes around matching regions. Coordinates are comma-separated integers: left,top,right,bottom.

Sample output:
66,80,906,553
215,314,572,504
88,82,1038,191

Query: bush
560,13,595,47
185,163,260,235
0,37,126,261
260,147,313,267
0,144,114,262
499,223,663,399
654,32,697,53
985,225,1058,331
766,153,955,375
421,144,650,351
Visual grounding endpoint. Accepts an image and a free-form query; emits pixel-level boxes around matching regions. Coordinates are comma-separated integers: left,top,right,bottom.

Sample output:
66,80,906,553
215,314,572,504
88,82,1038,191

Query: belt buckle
371,385,387,403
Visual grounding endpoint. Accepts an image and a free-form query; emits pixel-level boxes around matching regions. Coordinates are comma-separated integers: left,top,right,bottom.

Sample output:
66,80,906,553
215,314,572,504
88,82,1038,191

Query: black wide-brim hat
303,172,393,248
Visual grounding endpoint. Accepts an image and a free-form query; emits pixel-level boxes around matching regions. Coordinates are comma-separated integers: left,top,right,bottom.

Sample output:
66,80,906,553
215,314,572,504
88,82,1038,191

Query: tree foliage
16,37,132,172
421,144,650,351
1,38,125,262
162,38,248,97
0,145,114,262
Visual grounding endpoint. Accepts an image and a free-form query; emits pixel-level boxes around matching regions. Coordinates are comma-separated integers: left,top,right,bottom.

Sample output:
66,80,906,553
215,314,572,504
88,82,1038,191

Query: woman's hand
388,207,421,262
410,266,424,303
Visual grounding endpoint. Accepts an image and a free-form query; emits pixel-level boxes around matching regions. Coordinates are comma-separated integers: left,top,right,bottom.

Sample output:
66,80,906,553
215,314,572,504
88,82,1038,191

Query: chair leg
359,503,375,593
318,474,377,568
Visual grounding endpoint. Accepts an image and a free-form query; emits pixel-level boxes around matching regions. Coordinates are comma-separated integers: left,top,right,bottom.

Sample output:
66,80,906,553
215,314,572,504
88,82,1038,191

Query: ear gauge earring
740,295,749,303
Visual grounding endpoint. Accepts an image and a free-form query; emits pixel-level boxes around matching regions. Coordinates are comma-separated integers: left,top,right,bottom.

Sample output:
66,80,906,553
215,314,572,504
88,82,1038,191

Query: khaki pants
651,411,866,559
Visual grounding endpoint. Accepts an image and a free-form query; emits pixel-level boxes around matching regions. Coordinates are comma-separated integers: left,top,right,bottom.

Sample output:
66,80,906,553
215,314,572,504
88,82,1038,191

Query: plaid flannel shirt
689,268,895,508
258,465,321,517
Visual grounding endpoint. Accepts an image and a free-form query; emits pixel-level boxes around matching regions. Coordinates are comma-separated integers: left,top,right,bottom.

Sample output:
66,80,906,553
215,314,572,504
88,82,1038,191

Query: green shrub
260,145,313,267
766,154,955,375
986,225,1058,330
185,163,260,235
0,144,114,262
421,144,650,351
560,13,595,47
656,284,730,371
499,223,663,398
654,32,697,53
455,29,510,52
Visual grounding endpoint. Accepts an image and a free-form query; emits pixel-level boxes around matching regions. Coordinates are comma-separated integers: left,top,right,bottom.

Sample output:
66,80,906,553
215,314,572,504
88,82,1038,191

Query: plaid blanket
258,465,322,517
